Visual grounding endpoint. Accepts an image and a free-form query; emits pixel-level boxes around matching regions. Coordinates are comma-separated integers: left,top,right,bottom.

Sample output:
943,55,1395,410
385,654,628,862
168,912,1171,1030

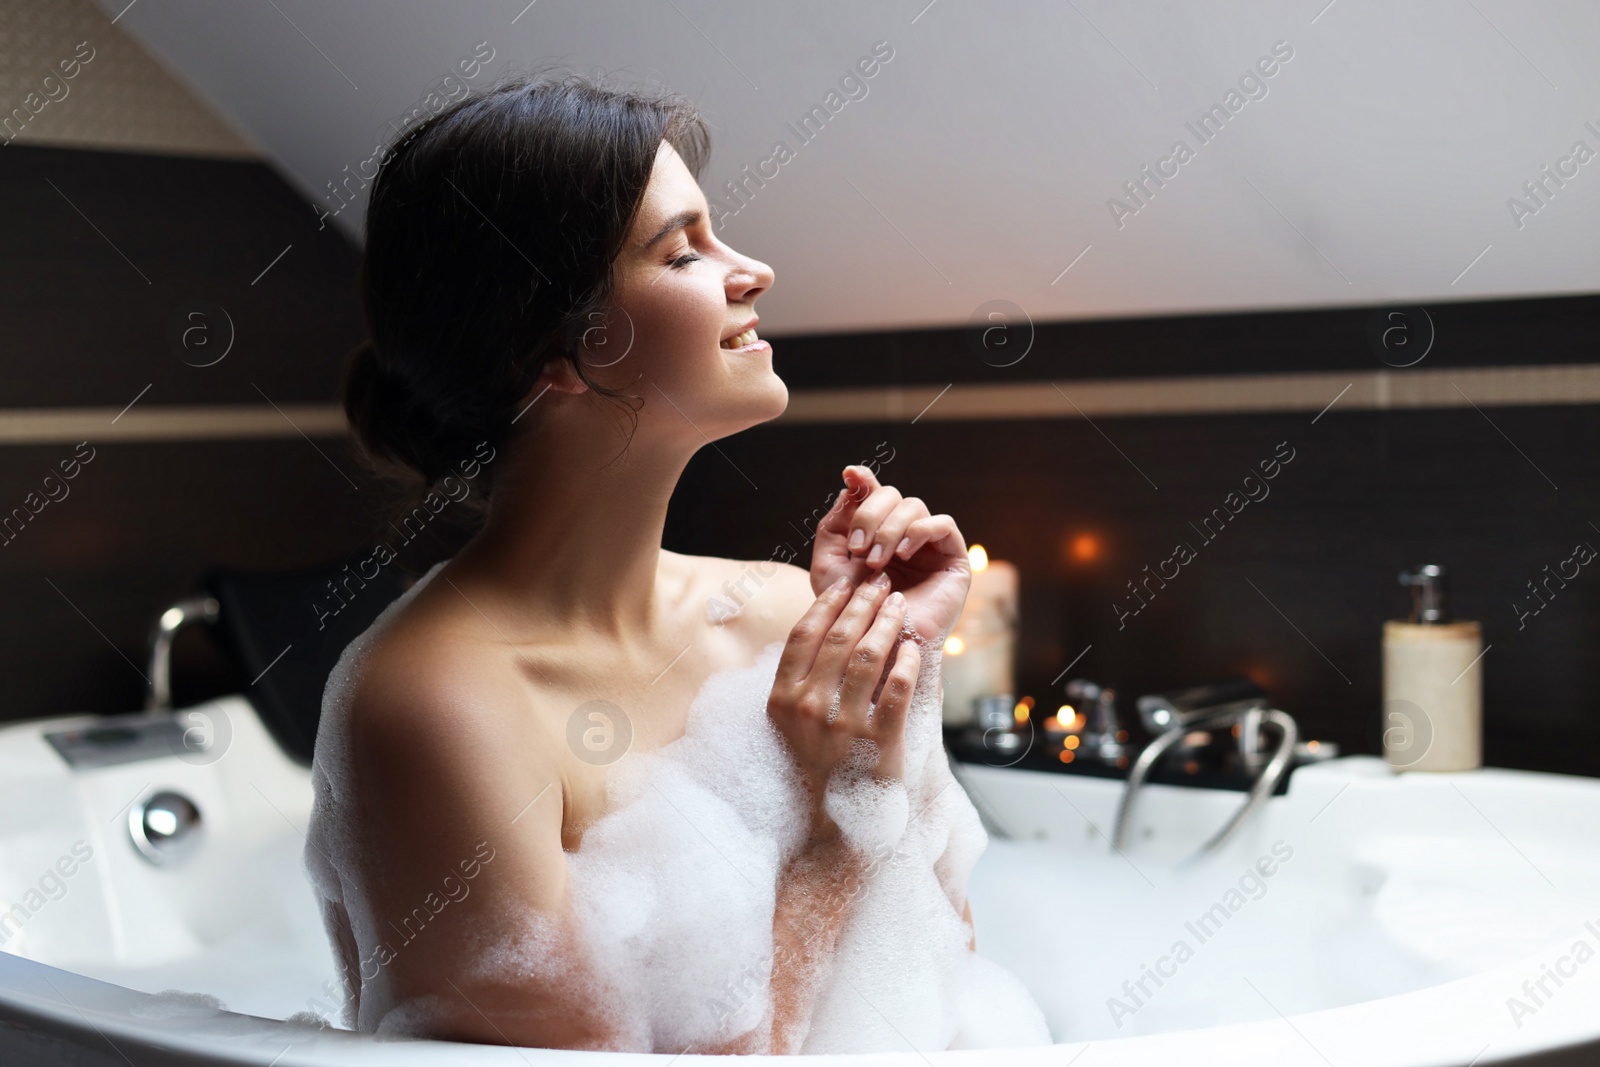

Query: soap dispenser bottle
1382,565,1482,772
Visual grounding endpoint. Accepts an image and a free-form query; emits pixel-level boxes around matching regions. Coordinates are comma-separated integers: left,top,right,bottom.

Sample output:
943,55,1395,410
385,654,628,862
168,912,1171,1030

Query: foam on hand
306,562,1051,1052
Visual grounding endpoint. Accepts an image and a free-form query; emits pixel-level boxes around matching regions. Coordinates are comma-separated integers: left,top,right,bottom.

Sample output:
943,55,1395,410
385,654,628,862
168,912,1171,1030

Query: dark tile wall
764,293,1600,388
1,143,359,407
0,143,384,719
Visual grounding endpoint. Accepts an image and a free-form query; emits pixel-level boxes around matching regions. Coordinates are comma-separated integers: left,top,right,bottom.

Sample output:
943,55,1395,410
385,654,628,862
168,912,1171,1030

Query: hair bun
342,339,382,426
343,338,418,476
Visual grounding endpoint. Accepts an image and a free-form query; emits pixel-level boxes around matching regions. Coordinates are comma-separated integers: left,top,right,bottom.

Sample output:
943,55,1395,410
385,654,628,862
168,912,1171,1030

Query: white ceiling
96,0,1600,337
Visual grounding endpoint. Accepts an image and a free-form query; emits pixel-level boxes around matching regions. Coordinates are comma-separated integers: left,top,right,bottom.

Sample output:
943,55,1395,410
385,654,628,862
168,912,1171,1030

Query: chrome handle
1135,678,1267,734
1065,679,1128,764
128,790,203,864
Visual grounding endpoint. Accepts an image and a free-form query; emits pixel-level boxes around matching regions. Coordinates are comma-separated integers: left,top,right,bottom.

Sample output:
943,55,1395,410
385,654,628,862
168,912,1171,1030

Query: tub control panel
44,713,194,769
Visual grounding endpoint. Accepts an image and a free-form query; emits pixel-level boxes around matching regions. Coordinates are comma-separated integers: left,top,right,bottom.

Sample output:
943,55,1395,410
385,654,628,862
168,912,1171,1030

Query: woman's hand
767,571,921,821
811,465,971,643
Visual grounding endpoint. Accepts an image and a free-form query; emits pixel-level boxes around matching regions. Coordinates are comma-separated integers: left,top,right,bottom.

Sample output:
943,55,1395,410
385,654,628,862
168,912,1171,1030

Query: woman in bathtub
304,73,1047,1054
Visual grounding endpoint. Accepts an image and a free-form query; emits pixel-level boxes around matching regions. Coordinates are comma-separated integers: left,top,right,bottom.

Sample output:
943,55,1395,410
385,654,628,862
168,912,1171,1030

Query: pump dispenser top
1400,564,1448,623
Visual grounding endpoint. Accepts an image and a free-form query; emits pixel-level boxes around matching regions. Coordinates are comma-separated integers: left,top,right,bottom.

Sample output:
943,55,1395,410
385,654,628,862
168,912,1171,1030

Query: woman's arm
339,653,632,1049
767,817,867,1051
762,573,922,1053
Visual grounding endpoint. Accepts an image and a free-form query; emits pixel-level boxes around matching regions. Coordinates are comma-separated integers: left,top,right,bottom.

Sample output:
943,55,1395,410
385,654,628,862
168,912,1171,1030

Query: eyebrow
642,208,702,249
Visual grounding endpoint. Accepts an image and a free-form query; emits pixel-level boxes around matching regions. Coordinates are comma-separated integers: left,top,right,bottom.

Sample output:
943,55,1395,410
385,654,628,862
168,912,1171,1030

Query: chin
760,372,788,416
718,373,789,436
726,385,788,436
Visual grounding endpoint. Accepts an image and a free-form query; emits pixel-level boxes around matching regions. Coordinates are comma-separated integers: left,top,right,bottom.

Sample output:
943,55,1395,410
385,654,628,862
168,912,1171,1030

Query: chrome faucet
1112,679,1299,859
145,596,220,712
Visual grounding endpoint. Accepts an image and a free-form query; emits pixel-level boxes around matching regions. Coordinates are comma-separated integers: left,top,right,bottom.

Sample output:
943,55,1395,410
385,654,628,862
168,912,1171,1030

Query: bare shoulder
339,601,565,846
349,620,522,746
667,550,816,651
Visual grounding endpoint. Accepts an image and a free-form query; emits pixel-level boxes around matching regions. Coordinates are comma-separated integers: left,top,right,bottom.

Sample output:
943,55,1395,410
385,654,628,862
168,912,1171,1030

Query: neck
454,414,695,643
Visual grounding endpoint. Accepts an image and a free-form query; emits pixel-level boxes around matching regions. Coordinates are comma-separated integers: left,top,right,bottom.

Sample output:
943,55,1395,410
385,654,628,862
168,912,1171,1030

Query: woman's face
579,141,784,442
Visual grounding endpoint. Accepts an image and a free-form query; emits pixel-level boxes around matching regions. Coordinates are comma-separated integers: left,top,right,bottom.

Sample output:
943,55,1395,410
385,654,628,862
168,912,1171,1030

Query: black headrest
199,555,409,765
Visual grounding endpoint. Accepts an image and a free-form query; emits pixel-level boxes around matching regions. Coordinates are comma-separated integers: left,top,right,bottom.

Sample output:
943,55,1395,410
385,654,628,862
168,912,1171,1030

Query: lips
720,317,759,349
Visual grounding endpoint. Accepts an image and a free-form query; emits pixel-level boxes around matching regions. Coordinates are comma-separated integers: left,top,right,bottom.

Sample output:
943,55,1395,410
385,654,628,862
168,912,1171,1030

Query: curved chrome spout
1111,705,1298,860
145,596,220,712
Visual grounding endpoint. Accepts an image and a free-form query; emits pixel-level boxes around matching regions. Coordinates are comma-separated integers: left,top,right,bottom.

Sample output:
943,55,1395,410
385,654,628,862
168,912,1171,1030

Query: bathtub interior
3,694,1599,1048
959,758,1600,1041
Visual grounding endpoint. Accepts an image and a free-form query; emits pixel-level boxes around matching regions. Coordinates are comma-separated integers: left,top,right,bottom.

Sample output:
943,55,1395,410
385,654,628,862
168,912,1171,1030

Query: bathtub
2,695,1598,1066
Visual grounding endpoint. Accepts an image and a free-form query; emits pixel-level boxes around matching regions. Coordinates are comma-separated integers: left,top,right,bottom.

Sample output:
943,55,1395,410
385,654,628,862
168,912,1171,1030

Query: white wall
91,0,1600,335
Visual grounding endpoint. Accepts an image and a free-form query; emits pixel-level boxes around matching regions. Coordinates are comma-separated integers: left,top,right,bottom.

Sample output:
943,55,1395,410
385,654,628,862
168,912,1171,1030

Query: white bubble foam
129,989,228,1019
306,563,1051,1051
824,754,909,857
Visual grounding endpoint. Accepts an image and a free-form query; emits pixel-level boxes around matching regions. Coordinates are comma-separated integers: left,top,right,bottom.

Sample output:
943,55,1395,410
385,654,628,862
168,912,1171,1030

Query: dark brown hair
343,72,709,507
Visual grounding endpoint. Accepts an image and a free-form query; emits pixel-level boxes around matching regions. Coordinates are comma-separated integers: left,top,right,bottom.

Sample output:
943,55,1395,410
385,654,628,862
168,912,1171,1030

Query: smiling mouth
720,327,762,350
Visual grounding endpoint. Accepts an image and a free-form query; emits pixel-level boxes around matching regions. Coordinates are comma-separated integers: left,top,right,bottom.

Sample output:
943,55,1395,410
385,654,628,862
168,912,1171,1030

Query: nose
726,247,774,303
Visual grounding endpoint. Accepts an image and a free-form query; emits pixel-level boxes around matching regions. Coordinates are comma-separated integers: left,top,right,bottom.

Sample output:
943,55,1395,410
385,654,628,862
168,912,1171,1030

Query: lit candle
941,544,1019,727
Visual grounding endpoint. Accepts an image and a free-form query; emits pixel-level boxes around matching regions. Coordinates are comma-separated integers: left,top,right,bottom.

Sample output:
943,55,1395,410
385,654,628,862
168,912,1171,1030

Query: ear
534,355,589,396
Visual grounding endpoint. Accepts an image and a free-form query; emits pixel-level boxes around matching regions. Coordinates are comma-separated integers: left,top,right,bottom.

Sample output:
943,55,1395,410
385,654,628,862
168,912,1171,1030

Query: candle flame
944,635,965,655
969,544,989,571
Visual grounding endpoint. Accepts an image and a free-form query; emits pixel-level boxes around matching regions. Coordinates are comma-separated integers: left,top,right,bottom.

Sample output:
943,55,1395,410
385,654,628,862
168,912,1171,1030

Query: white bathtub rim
4,927,1597,1066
